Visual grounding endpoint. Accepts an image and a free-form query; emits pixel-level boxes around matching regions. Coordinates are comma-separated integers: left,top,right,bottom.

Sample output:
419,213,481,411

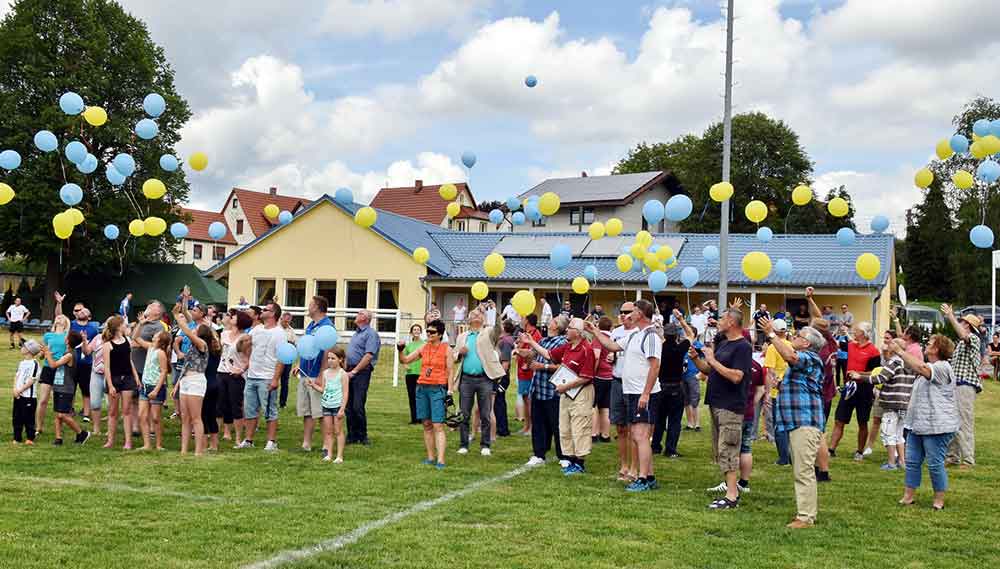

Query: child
871,338,917,470
311,347,349,463
43,331,90,445
834,326,849,386
12,340,42,444
139,331,171,451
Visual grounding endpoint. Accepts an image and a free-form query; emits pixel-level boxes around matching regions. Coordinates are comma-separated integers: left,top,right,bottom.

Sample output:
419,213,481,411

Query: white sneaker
706,481,728,493
526,456,545,467
559,459,570,468
302,445,312,452
457,447,469,455
264,440,279,452
862,446,873,457
333,457,343,464
322,455,331,462
234,440,253,449
481,447,491,456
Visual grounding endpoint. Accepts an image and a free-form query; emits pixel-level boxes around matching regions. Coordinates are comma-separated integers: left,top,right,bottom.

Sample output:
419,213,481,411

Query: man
560,300,573,319
424,302,442,325
828,321,880,460
452,297,468,325
941,304,981,469
345,309,380,445
501,301,521,327
590,304,605,320
651,319,690,458
119,292,133,323
236,296,250,309
752,303,770,349
703,299,719,320
278,312,295,408
821,305,834,321
6,296,29,349
764,319,792,465
588,299,662,492
484,300,497,327
836,304,854,327
452,308,505,456
239,302,286,451
691,307,751,509
515,314,541,436
130,301,168,392
689,305,708,341
70,303,100,422
539,297,553,332
761,317,827,529
793,304,811,331
296,295,335,453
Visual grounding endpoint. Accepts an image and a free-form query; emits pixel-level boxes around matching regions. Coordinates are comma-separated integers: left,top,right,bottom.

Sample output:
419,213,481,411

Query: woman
989,333,1000,382
202,326,223,452
34,314,71,437
397,319,453,469
218,310,252,444
402,324,424,424
591,316,615,443
171,311,220,456
891,334,959,510
102,316,140,449
278,312,296,408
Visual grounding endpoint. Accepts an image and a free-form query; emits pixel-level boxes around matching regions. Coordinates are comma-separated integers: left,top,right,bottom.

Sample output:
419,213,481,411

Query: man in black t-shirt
651,323,690,457
752,304,770,349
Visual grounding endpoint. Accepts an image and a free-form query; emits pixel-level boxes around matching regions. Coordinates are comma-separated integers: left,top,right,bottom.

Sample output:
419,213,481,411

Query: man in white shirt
6,296,30,349
690,305,708,340
239,301,287,451
236,296,250,309
539,298,553,332
501,302,521,326
484,300,497,327
452,298,468,324
607,302,636,480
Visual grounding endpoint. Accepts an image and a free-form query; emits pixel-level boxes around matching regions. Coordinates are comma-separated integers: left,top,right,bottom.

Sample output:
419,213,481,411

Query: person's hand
109,385,118,398
848,370,861,380
672,308,683,320
346,370,355,380
805,287,814,298
759,316,774,335
175,312,188,325
940,303,953,317
517,333,534,346
458,345,469,356
688,346,700,359
729,297,744,310
887,341,904,355
337,408,345,418
637,392,650,410
150,386,161,398
702,346,715,363
268,379,279,392
583,320,597,332
54,291,65,303
555,383,568,394
13,389,20,399
530,361,545,371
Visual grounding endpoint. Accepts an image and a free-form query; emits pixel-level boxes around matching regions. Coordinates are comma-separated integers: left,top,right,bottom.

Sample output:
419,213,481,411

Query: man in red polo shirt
829,321,880,460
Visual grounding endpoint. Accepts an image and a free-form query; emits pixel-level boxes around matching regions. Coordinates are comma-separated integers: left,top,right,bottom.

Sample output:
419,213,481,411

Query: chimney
414,179,423,192
269,186,277,196
581,171,588,177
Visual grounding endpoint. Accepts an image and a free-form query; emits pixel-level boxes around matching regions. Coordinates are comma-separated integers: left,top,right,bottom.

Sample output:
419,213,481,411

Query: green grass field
2,337,999,569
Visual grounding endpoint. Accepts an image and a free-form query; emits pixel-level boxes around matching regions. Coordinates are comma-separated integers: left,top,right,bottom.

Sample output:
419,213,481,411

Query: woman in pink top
892,315,925,360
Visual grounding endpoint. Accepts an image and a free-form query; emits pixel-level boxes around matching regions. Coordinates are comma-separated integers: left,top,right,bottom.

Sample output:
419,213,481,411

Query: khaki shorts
296,376,323,418
711,407,743,473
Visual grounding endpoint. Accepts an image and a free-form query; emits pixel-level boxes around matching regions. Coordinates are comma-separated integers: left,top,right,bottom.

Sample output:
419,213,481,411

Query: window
480,221,487,232
641,219,664,233
346,281,368,331
231,198,238,209
531,217,546,227
376,281,399,333
236,219,244,235
255,279,276,305
316,280,337,310
569,207,595,227
192,243,202,260
212,246,225,261
285,279,306,307
457,220,467,231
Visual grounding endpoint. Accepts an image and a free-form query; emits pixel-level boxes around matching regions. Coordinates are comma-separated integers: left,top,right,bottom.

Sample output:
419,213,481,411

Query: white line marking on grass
11,475,285,505
242,464,534,569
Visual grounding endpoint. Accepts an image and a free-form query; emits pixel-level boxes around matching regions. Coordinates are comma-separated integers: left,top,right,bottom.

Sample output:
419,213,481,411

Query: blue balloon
950,134,970,154
461,151,477,169
113,153,136,176
297,335,320,360
550,244,572,269
648,270,667,293
278,210,293,225
208,221,226,240
775,258,793,279
664,194,693,222
103,224,119,240
649,244,659,253
505,196,521,211
170,222,188,239
277,342,297,365
974,119,992,137
135,119,158,140
991,119,1000,139
702,245,720,262
756,227,773,243
159,154,179,172
60,183,83,206
334,187,354,205
976,160,1000,183
970,225,994,249
65,141,87,165
59,92,85,115
527,195,539,204
77,154,98,174
583,264,598,281
525,75,537,88
314,325,339,350
871,215,890,234
525,202,542,221
489,209,504,225
34,130,58,152
642,200,665,225
511,211,526,225
105,164,126,185
0,150,21,170
680,267,699,288
143,93,166,118
836,227,856,246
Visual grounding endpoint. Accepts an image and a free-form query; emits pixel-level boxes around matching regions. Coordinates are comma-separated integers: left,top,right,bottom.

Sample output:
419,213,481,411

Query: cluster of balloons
277,325,339,365
642,194,693,226
501,192,561,226
587,217,623,240
52,207,85,240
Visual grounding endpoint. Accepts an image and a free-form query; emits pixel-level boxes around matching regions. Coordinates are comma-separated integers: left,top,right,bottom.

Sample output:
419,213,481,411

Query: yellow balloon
538,192,560,216
656,245,674,261
588,221,606,240
0,183,13,205
354,206,377,228
745,200,767,223
511,290,536,316
446,201,461,219
935,139,954,160
66,207,84,225
144,216,166,236
52,212,73,237
188,152,208,171
741,251,772,281
792,185,812,206
630,243,647,259
643,252,659,269
413,246,430,265
709,182,734,202
856,253,881,281
128,219,146,237
973,133,982,142
82,106,107,127
984,135,1000,155
970,141,989,160
142,178,166,200
828,197,849,218
605,218,623,237
616,254,634,273
914,168,934,189
635,230,653,247
471,281,489,301
438,183,458,201
483,253,506,277
572,276,590,295
953,170,974,189
263,204,280,220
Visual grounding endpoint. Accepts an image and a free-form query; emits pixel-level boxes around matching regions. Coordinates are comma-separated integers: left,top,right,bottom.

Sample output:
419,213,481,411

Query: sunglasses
620,310,633,315
427,330,440,335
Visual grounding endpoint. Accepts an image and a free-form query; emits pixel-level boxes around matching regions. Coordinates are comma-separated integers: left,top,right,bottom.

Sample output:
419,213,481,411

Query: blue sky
98,0,1000,233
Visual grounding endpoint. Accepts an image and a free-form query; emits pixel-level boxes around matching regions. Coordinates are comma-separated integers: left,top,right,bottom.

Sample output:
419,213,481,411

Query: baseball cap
772,319,787,331
23,340,41,356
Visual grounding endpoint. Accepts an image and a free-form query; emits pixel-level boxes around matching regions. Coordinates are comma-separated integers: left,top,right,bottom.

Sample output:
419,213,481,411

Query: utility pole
717,0,735,310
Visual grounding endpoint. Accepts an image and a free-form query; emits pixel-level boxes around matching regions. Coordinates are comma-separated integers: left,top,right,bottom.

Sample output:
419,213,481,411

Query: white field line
242,464,534,569
10,475,286,505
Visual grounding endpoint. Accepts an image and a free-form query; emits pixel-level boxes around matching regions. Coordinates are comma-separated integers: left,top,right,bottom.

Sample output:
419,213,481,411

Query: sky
26,0,1000,233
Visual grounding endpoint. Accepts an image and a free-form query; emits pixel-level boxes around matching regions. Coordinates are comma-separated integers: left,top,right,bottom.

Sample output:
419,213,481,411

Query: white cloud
814,167,918,235
320,0,492,40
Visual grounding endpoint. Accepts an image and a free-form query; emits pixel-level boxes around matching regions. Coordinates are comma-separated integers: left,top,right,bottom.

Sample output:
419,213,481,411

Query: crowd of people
8,283,986,526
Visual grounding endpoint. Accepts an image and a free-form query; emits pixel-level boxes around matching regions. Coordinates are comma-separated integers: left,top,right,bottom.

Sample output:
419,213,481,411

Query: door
442,292,468,340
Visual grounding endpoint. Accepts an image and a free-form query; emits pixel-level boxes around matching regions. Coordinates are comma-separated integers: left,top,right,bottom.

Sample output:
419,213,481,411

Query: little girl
44,331,90,445
139,331,171,451
311,347,349,463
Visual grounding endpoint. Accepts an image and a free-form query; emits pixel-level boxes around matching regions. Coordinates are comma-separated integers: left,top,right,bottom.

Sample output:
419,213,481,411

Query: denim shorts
89,370,105,411
740,419,755,454
683,375,701,406
139,383,167,405
322,406,342,417
415,384,446,423
244,377,279,421
517,379,532,396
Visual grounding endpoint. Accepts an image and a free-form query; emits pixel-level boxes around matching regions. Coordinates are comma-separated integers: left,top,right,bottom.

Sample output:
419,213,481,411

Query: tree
614,112,856,233
477,200,504,213
904,185,954,301
0,0,192,317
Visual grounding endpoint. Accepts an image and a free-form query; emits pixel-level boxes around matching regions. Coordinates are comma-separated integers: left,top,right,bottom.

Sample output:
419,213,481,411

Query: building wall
509,182,678,234
222,196,256,245
180,239,235,271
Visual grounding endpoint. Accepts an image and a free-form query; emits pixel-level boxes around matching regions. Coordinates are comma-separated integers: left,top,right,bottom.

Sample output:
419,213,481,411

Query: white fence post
392,309,401,388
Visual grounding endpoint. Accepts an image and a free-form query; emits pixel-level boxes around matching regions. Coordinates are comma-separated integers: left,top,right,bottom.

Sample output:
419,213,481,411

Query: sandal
932,504,945,511
708,497,740,510
898,499,915,506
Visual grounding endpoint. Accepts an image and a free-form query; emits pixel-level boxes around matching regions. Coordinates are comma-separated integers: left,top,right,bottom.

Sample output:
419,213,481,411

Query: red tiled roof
457,206,489,220
224,188,310,237
369,182,475,225
181,208,237,244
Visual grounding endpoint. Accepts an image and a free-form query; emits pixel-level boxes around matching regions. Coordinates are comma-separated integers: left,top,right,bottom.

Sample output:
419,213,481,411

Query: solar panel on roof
582,236,686,258
492,235,591,257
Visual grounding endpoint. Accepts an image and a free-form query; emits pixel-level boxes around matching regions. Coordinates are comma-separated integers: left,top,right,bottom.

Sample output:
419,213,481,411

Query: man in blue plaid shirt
760,317,826,529
525,316,569,467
